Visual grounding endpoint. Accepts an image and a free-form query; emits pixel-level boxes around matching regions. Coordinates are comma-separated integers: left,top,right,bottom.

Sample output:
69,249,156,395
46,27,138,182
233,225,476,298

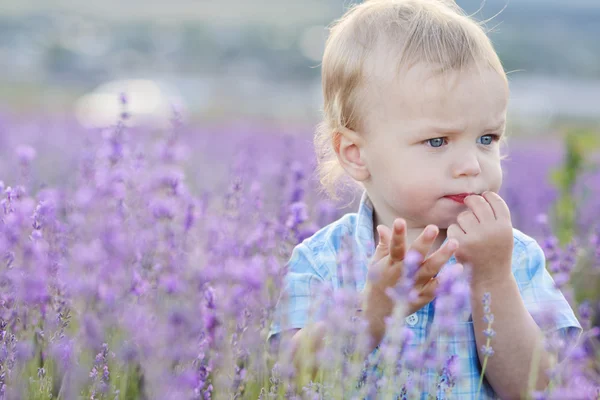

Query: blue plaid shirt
269,191,582,399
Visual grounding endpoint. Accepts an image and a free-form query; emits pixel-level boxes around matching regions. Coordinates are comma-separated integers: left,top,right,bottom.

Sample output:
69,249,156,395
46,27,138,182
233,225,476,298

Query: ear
333,126,370,182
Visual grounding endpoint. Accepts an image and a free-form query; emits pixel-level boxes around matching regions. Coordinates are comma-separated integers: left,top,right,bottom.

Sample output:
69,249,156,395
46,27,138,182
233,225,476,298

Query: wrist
470,270,515,294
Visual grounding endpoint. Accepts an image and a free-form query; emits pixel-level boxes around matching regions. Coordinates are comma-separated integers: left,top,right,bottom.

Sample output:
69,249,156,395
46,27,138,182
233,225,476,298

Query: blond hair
314,0,507,200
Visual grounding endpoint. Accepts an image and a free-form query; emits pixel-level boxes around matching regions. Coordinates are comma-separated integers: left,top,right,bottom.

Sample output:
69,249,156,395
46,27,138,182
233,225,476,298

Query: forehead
362,63,509,135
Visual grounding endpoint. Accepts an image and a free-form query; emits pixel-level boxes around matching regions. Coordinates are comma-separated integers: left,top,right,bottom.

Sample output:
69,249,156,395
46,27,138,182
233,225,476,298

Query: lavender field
0,101,599,399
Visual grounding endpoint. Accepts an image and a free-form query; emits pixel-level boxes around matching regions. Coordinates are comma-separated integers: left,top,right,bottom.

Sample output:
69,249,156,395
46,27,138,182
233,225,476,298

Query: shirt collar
355,191,376,260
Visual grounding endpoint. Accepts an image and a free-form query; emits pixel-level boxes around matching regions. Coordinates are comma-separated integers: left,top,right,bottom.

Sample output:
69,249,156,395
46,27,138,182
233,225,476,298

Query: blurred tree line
0,0,598,87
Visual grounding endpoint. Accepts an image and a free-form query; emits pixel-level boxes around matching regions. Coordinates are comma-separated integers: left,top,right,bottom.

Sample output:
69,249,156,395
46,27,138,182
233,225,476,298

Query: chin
436,222,452,230
433,214,459,230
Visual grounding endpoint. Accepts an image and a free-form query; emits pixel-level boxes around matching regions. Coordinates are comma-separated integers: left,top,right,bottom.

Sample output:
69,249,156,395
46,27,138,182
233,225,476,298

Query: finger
418,276,440,300
457,210,478,233
482,191,511,221
415,238,459,283
389,218,407,262
409,225,439,261
416,263,465,302
464,194,495,222
448,223,466,238
371,225,392,264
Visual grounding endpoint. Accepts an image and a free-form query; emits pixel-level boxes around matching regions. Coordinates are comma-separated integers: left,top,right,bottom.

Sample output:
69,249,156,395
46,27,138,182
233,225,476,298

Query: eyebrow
427,121,506,135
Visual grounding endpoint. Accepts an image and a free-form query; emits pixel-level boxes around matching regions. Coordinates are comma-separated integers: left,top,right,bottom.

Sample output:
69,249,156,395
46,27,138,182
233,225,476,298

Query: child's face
361,63,509,229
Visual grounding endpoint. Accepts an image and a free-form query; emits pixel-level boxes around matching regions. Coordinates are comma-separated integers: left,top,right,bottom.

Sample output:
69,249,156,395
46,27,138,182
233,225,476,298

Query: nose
452,150,482,178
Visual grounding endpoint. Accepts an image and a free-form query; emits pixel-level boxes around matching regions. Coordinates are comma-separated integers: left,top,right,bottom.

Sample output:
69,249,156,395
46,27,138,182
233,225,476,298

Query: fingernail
448,239,458,251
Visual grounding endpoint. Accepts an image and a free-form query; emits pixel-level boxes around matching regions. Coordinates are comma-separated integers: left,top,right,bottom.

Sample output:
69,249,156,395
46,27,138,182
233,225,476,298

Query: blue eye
477,134,497,145
427,138,446,148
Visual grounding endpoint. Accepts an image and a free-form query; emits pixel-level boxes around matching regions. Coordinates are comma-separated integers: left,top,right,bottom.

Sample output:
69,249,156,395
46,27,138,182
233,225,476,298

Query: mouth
443,193,477,204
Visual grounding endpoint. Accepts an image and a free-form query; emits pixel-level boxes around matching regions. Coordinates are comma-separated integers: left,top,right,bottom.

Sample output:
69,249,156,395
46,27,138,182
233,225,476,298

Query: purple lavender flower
480,345,495,357
437,354,459,397
578,301,593,329
286,202,309,229
16,145,37,165
0,107,597,399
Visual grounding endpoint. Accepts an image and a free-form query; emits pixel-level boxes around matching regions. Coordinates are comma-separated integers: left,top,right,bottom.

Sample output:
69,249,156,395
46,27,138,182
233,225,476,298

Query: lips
444,193,475,204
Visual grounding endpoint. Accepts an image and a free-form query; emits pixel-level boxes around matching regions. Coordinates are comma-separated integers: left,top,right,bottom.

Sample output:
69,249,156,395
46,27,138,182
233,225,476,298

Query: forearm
289,321,328,381
361,282,401,353
471,274,554,399
290,308,385,381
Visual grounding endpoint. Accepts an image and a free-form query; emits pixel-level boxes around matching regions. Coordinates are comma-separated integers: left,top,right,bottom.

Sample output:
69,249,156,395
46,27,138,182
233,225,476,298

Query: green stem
477,320,492,398
477,350,489,392
57,371,67,400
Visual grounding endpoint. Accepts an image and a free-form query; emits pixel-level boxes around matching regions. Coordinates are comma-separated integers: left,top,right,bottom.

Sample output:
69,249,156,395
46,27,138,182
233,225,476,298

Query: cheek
369,149,413,182
385,158,441,195
488,162,503,191
366,145,398,172
391,179,438,205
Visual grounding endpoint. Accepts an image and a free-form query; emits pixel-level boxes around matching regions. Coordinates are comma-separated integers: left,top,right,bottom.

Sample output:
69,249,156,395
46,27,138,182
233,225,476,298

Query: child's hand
362,219,459,333
447,191,514,287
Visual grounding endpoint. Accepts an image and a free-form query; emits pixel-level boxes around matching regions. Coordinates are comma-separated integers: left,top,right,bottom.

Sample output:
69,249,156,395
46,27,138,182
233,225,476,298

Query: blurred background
0,0,599,240
0,0,600,328
1,0,599,132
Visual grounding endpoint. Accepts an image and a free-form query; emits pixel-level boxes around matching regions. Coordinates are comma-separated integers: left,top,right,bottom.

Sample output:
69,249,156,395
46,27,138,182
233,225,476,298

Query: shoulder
511,227,545,260
288,212,358,279
302,212,357,252
512,228,539,249
511,228,547,280
510,229,582,336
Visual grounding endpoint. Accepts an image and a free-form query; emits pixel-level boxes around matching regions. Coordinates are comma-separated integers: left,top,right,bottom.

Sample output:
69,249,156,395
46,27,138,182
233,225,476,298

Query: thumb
372,224,391,264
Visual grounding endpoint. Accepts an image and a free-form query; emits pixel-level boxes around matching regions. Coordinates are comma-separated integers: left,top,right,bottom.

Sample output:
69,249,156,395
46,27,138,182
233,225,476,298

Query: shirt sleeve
268,242,327,342
516,239,582,341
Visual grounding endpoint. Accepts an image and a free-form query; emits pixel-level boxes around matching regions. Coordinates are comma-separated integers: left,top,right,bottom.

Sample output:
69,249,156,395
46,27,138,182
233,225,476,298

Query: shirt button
405,313,418,326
